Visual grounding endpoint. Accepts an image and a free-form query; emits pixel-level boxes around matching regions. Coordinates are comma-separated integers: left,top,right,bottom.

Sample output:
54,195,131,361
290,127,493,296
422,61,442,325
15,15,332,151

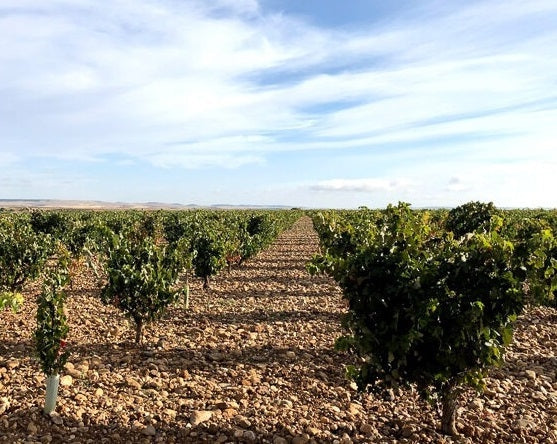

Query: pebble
74,393,87,403
360,422,376,436
89,357,103,369
0,397,9,415
126,377,142,390
292,434,310,444
277,399,293,409
6,359,20,370
244,430,257,442
307,426,320,436
49,412,63,425
164,408,177,419
66,367,82,378
235,415,252,428
339,433,353,444
60,375,73,387
401,424,414,438
190,410,212,426
27,421,38,434
142,425,156,436
468,398,483,410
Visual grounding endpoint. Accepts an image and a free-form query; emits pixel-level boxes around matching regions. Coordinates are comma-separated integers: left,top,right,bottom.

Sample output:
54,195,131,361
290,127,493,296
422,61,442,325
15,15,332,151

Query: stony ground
1,217,556,443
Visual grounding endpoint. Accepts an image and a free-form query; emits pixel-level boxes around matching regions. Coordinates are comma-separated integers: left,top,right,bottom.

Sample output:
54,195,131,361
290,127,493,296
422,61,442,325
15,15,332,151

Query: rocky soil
1,216,556,443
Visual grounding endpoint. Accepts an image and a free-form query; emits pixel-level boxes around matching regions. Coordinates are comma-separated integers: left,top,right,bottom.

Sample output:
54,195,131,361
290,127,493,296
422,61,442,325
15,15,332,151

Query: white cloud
446,177,470,193
310,178,412,193
207,0,260,16
148,153,264,169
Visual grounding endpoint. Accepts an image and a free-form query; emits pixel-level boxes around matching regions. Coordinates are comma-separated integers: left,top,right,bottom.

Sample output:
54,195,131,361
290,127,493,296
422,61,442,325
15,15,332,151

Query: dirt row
1,216,556,443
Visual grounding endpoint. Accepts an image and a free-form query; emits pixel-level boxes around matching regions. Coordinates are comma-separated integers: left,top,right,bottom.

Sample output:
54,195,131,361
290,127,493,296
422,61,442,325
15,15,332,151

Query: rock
517,418,535,430
209,352,224,362
60,375,73,387
532,391,546,401
292,434,310,444
215,400,239,410
27,421,38,434
126,377,142,390
164,408,177,419
190,410,212,426
243,430,257,442
222,408,238,418
525,370,537,380
401,424,414,438
215,400,228,410
339,433,353,444
273,437,288,444
141,350,155,358
469,398,483,410
285,351,296,359
94,388,104,397
90,357,103,369
50,412,63,425
277,399,293,409
142,425,156,436
6,359,20,370
74,393,88,403
76,363,89,374
235,415,252,428
0,397,9,415
385,388,395,401
66,368,82,378
156,337,166,349
348,403,360,415
307,426,320,436
360,422,376,436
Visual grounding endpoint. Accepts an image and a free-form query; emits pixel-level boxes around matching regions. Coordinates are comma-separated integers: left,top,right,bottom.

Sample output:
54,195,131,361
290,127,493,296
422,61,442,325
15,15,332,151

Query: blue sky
1,0,556,208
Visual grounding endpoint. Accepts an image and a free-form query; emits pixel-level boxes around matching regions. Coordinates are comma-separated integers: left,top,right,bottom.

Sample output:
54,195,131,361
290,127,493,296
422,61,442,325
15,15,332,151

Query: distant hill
0,199,294,210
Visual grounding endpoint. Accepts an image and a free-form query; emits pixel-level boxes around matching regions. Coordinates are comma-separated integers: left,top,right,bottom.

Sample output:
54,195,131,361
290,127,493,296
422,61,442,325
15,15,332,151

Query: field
1,217,556,443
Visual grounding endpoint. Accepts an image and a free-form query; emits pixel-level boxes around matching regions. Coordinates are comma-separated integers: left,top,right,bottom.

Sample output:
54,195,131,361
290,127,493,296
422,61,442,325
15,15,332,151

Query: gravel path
1,216,556,443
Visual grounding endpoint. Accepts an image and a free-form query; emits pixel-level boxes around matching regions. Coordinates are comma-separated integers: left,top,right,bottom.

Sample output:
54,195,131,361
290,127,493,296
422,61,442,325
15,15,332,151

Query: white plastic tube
183,285,190,309
44,374,60,414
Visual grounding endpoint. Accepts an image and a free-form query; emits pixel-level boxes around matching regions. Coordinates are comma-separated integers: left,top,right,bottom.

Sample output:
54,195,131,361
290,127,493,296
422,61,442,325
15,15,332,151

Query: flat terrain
1,217,556,443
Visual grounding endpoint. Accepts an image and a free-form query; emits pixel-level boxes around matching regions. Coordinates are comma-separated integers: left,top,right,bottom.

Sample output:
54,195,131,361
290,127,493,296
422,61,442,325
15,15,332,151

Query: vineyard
0,204,556,443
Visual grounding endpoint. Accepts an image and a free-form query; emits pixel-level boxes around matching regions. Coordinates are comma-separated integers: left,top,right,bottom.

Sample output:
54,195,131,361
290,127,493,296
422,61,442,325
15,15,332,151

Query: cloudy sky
1,0,556,208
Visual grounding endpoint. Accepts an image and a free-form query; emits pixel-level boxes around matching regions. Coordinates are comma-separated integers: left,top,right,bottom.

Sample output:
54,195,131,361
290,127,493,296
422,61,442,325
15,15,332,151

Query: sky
1,0,556,208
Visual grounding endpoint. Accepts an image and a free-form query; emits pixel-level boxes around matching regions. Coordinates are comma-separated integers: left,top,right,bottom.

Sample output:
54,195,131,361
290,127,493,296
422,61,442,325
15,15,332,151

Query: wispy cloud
0,0,556,205
445,177,470,193
310,178,411,193
149,153,264,169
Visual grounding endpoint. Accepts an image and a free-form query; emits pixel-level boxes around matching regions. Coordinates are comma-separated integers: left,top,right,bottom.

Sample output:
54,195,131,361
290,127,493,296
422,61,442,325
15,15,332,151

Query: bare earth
1,217,556,443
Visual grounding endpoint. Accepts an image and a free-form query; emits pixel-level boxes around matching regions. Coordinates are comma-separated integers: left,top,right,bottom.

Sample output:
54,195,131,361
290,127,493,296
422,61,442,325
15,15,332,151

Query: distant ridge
0,199,293,210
